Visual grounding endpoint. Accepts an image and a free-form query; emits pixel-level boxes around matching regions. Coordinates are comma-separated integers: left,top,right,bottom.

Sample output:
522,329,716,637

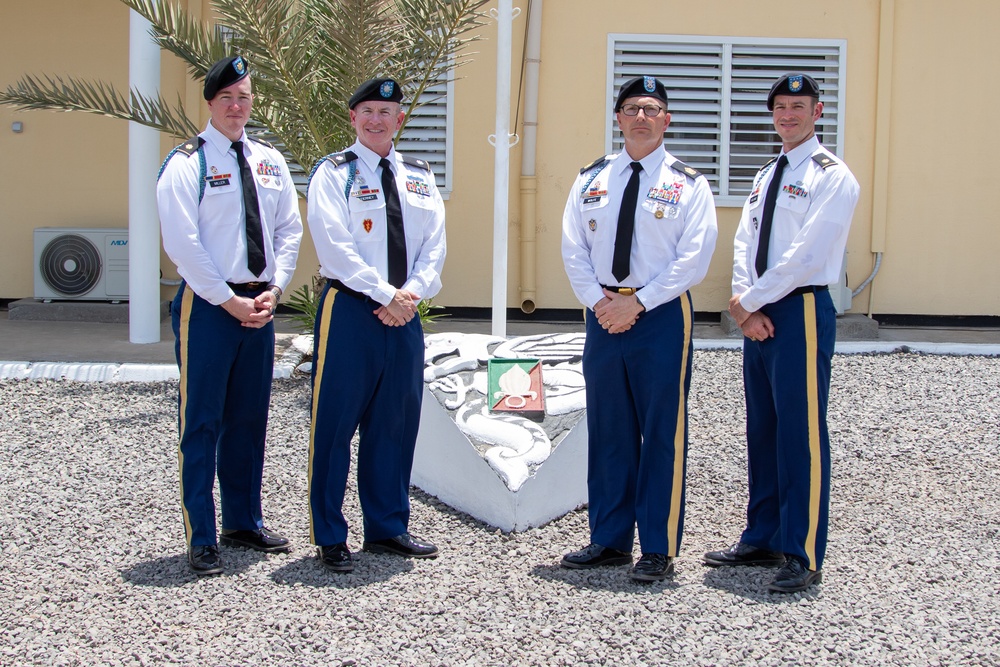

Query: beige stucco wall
0,1,130,300
2,0,998,316
875,1,1000,314
441,0,883,313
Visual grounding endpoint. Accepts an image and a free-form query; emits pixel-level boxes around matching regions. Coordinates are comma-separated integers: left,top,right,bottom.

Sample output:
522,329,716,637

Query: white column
490,0,515,338
128,11,162,343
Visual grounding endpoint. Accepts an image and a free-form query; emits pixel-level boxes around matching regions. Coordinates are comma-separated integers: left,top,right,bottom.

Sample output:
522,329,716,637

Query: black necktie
379,157,407,289
612,161,643,283
755,154,788,277
232,141,266,277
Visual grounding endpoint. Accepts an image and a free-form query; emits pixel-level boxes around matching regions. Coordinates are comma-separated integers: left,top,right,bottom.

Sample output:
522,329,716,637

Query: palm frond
393,0,490,136
0,0,489,177
118,0,227,78
0,74,198,138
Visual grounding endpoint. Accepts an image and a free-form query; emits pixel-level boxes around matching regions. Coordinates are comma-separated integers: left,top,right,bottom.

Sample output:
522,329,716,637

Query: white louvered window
608,35,847,206
397,75,453,196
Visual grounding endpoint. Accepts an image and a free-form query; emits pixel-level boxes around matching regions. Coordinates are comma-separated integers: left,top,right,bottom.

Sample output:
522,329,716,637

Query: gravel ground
1,350,998,666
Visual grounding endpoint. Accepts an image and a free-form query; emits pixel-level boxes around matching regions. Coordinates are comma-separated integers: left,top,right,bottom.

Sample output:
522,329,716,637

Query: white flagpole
490,0,517,337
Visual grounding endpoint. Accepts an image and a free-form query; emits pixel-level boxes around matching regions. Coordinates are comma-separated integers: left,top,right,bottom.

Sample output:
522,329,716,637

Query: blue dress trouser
740,289,835,571
308,284,424,547
171,283,274,547
582,292,693,556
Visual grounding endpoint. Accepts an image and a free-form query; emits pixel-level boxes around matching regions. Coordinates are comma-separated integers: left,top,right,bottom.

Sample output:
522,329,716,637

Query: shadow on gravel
700,566,823,603
120,551,258,587
269,554,414,588
528,563,681,593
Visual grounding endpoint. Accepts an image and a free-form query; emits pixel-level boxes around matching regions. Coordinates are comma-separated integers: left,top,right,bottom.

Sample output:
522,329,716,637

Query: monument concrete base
411,332,589,532
412,386,587,532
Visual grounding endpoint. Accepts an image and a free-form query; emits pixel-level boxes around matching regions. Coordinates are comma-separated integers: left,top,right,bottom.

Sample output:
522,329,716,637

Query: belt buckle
618,287,636,296
248,281,265,291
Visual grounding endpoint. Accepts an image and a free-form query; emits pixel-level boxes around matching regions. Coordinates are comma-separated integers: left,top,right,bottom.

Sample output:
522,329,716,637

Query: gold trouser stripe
666,291,692,557
307,288,337,545
802,293,822,570
177,286,195,547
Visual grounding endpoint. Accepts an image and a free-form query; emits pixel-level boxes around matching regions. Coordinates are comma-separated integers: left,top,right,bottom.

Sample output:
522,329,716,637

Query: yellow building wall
0,0,130,300
1,0,998,317
441,0,882,313
876,0,1000,314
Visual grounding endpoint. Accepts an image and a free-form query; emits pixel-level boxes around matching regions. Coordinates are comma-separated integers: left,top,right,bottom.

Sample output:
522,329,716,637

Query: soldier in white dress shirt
704,73,860,594
157,55,302,576
306,78,446,573
560,75,718,582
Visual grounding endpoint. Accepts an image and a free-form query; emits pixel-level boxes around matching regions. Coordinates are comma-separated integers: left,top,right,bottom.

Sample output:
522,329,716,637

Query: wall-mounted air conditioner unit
33,227,129,302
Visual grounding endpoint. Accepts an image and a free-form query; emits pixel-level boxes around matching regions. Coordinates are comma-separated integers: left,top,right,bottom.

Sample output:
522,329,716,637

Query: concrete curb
1,338,997,382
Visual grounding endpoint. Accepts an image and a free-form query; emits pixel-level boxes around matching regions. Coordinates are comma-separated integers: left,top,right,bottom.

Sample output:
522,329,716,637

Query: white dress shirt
562,147,718,311
157,121,303,305
733,135,860,313
307,140,447,306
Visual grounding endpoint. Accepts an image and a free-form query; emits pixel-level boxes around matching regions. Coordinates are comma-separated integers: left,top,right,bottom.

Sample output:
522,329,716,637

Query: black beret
614,76,668,111
766,73,821,110
203,56,250,100
348,78,404,109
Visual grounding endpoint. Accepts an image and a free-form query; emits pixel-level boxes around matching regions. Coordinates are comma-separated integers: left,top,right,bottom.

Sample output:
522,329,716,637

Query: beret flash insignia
643,76,655,93
380,80,394,98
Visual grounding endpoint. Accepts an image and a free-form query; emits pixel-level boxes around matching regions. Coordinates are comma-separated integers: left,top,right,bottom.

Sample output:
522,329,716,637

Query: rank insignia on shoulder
249,136,275,150
175,137,204,157
402,155,432,172
671,159,702,179
580,155,610,174
812,153,836,169
326,151,359,167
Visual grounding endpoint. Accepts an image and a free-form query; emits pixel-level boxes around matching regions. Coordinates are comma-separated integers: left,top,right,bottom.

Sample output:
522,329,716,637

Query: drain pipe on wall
864,0,895,318
518,0,542,314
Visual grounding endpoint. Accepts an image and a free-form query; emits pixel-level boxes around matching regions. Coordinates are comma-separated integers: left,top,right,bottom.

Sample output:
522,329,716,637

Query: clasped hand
222,292,275,329
593,289,644,334
729,293,775,341
375,289,419,327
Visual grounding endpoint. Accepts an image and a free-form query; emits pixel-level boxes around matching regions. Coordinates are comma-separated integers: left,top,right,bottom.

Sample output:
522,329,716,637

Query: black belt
600,284,641,296
327,279,367,301
227,281,268,292
785,285,828,298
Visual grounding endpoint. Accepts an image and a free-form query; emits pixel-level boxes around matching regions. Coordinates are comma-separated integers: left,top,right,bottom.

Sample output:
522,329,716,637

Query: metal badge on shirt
405,175,431,197
205,173,232,188
350,175,381,202
581,180,608,209
255,159,283,189
642,177,683,219
782,182,809,199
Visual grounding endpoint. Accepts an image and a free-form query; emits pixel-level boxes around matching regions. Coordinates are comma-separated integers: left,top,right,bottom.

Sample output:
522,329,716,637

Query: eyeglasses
620,104,666,117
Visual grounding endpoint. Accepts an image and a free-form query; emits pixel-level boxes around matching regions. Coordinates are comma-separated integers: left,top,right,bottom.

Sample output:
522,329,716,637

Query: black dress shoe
560,544,632,569
220,527,291,553
317,543,354,572
189,544,223,576
630,553,674,581
768,557,822,593
363,533,439,559
703,542,785,567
